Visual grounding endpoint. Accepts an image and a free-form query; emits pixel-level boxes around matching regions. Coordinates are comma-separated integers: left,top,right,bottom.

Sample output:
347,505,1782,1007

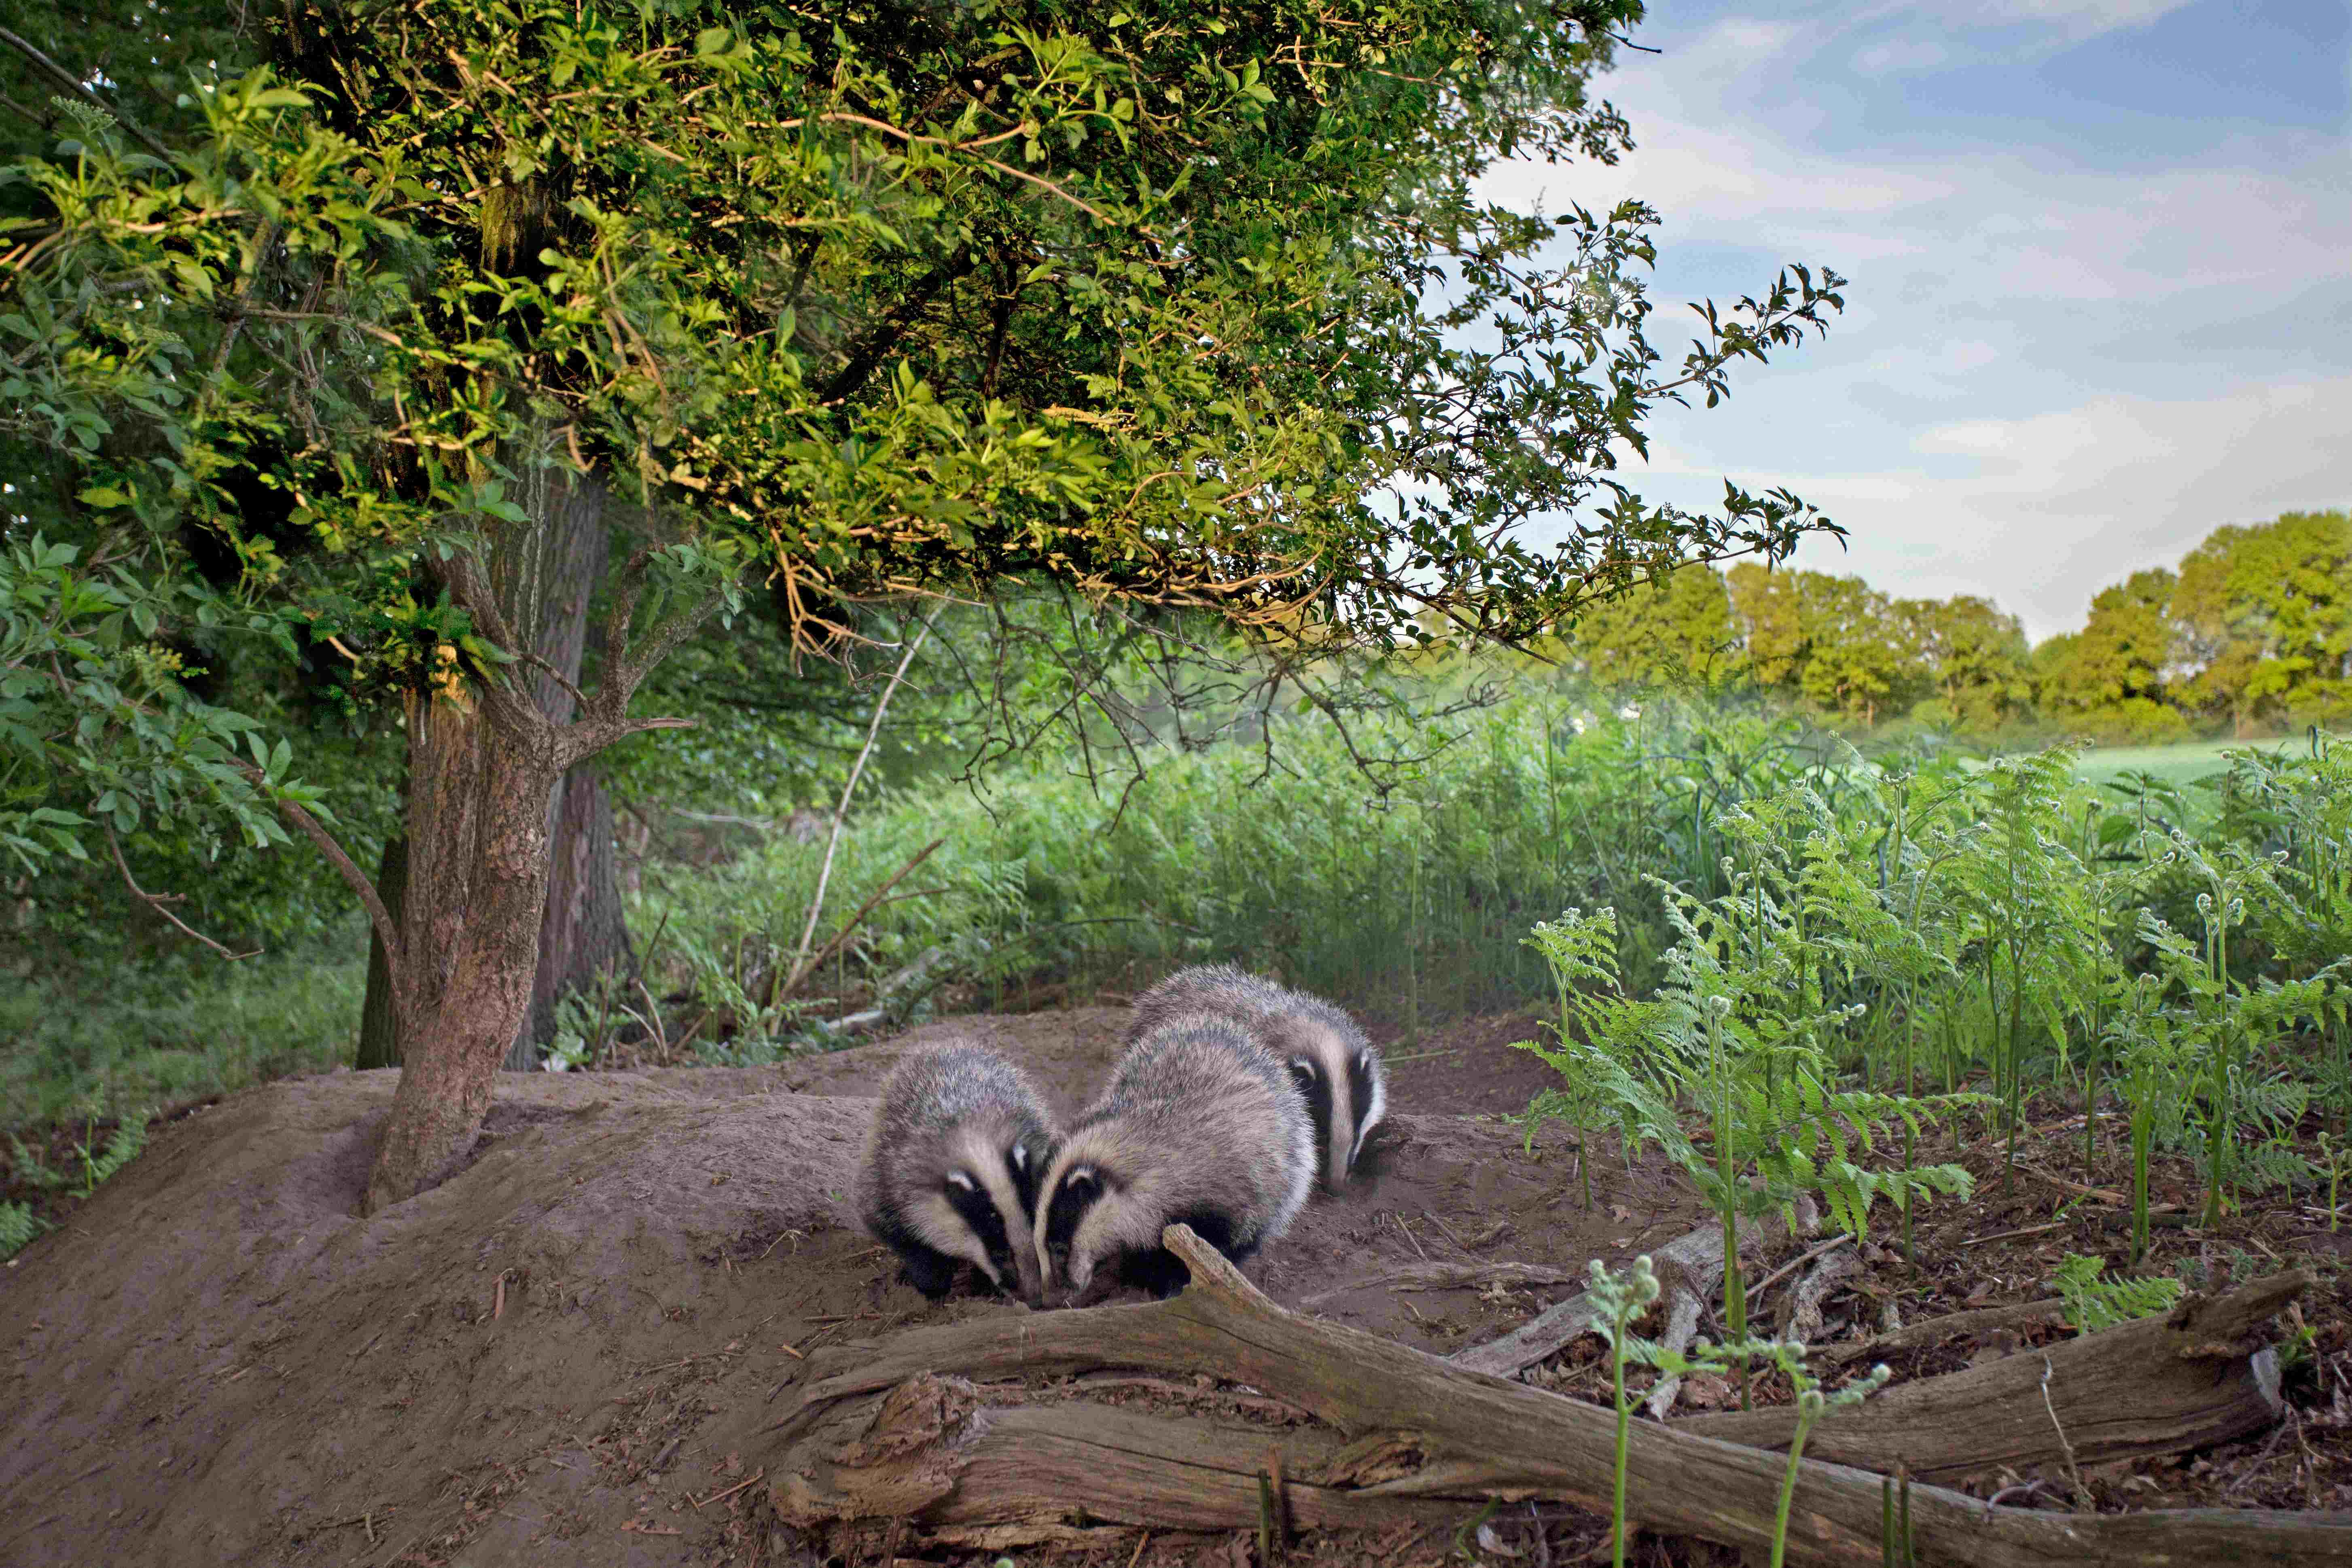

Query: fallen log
1678,1270,2304,1482
765,1226,2352,1567
1820,1298,2068,1365
1295,1259,1585,1306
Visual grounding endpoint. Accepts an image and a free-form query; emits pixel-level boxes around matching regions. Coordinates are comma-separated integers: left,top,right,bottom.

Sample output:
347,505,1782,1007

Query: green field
2069,737,2305,791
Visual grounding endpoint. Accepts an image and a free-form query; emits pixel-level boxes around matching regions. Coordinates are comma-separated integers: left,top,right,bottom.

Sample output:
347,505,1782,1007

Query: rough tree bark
498,506,627,1072
360,465,718,1215
765,1229,2347,1567
513,765,634,1066
354,506,634,1075
353,833,407,1070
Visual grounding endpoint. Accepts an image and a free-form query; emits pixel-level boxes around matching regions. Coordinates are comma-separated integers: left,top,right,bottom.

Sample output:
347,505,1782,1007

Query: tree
2174,511,2352,735
6,0,1851,1212
2036,568,2188,742
1725,561,1806,692
1555,564,1735,692
1723,565,1928,727
1903,594,2032,732
1792,572,1922,727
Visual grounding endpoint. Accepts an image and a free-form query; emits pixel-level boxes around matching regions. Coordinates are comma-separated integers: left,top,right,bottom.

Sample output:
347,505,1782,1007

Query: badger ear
1009,1142,1028,1172
1065,1165,1100,1197
946,1170,977,1193
1289,1060,1318,1086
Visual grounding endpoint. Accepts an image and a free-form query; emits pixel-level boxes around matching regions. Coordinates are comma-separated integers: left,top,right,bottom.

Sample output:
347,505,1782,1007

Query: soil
2,1003,2347,1568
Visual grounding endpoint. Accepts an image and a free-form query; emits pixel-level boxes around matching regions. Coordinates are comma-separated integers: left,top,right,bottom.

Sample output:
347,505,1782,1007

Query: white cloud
1757,377,2352,637
1853,39,1949,74
1970,0,2197,41
1466,5,2352,643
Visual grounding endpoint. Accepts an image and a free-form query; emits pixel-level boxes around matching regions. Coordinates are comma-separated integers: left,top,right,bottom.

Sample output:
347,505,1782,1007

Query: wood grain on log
1820,1299,2068,1364
1678,1271,2303,1480
765,1227,2350,1567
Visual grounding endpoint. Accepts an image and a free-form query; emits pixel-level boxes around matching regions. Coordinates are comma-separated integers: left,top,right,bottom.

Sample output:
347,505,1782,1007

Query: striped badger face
912,1124,1050,1303
1034,1130,1151,1305
1279,1015,1387,1193
860,1040,1058,1304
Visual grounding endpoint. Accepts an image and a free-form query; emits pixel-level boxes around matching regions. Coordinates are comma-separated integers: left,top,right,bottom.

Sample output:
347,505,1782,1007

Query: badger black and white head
1127,964,1387,1194
1034,1014,1314,1304
856,1040,1057,1304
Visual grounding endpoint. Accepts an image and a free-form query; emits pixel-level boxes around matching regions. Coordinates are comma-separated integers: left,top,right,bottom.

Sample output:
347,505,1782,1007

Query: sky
1479,0,2352,642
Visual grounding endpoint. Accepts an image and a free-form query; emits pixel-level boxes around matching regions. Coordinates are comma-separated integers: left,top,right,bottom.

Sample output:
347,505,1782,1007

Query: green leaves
2052,1253,2182,1333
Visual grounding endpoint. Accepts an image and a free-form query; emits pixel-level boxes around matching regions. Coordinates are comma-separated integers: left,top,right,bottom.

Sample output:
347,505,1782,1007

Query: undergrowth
0,922,364,1135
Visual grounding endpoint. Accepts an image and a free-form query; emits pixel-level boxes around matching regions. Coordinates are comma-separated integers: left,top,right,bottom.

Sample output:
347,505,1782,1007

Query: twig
2018,1165,2125,1205
1747,1234,1854,1302
2039,1354,2086,1502
767,837,947,1011
105,826,260,960
492,1272,506,1322
1960,1221,2068,1248
2225,1411,2293,1502
231,761,403,983
691,1468,766,1509
0,25,175,162
1418,1209,1477,1257
785,606,941,992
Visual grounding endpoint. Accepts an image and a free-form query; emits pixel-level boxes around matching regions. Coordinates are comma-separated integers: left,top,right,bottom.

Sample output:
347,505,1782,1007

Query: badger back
1126,964,1385,1192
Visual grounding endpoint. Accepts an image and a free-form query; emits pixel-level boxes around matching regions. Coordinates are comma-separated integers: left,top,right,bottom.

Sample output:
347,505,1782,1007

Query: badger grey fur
856,1040,1057,1303
1034,1014,1315,1304
1126,964,1387,1193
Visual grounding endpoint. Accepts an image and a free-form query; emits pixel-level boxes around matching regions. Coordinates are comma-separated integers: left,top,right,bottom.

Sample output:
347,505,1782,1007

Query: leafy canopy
3,0,1849,873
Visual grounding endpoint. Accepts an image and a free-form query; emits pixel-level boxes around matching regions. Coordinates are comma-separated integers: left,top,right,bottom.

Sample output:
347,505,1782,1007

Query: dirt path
0,1006,1690,1567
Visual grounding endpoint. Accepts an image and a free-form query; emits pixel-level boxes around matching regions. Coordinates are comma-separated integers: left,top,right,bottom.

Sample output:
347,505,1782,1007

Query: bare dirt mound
0,1008,1685,1567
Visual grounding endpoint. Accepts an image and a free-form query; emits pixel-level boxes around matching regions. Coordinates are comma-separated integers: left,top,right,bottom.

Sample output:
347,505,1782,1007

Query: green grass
2071,738,2303,791
0,920,365,1135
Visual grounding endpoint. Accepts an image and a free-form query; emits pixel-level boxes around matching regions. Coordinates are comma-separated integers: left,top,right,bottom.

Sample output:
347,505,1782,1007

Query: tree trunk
499,508,624,1072
363,465,604,1211
353,834,407,1070
511,764,635,1066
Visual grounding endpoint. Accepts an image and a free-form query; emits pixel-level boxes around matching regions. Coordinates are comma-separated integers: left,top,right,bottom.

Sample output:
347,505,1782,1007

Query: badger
1126,964,1388,1193
856,1040,1057,1304
1033,1014,1315,1304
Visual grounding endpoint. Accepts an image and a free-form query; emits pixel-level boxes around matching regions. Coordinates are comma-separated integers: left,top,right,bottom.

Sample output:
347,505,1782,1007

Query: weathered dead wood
1679,1271,2307,1483
1641,1284,1705,1419
769,1377,1457,1546
1780,1245,1860,1340
1820,1299,2068,1365
1449,1195,1820,1378
765,1228,2352,1566
1296,1260,1584,1306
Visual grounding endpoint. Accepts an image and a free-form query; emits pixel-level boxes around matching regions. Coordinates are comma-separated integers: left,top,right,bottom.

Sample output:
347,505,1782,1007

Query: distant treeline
1542,508,2351,742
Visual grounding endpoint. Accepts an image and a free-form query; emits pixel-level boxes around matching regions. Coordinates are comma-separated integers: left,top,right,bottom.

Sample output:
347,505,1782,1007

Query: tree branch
105,826,262,961
817,252,975,406
429,549,556,742
233,762,403,981
786,606,941,987
0,24,175,163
